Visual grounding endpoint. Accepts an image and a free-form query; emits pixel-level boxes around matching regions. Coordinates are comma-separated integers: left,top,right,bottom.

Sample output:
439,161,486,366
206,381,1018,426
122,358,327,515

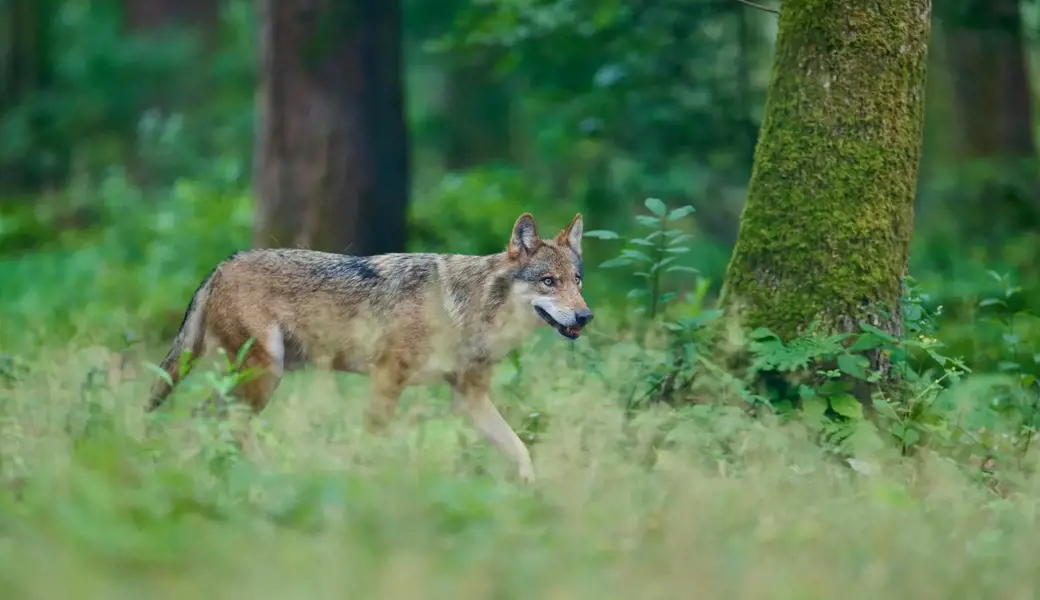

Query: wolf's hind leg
195,325,285,452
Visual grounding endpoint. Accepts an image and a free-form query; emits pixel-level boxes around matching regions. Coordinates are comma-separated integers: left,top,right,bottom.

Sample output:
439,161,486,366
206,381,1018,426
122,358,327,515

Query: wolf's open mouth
534,306,584,340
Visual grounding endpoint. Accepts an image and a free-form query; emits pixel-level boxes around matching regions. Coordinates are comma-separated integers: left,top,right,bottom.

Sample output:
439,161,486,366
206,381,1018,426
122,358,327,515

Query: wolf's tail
145,272,217,412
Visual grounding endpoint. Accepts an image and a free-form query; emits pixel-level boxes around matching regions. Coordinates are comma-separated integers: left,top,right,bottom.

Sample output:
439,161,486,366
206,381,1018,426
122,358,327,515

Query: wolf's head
505,212,593,340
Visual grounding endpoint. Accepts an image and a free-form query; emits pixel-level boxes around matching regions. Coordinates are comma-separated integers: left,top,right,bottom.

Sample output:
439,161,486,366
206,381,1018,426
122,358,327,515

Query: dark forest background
4,1,1040,362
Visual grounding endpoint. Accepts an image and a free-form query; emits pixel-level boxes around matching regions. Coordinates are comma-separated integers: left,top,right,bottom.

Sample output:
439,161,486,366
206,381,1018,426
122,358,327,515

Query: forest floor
2,338,1039,600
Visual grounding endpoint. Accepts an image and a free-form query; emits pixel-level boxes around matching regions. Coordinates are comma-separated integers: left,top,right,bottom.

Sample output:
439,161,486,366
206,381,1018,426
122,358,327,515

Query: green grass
3,334,1040,600
4,177,1040,598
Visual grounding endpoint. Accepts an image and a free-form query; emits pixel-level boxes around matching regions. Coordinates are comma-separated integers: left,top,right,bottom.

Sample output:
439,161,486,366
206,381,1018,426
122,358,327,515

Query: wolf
145,212,593,482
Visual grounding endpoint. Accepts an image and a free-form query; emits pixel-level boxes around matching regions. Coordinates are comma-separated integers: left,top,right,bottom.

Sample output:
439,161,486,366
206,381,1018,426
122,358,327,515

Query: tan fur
146,213,593,482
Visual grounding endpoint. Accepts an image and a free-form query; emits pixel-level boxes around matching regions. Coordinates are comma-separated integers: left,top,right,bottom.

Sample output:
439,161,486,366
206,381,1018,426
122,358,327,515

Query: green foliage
571,206,1040,487
5,1,1040,595
2,0,256,189
409,165,560,255
586,198,699,318
0,171,252,351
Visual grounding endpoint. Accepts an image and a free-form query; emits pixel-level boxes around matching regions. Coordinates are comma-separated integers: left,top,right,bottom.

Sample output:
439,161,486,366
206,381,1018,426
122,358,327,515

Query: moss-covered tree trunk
720,2,930,352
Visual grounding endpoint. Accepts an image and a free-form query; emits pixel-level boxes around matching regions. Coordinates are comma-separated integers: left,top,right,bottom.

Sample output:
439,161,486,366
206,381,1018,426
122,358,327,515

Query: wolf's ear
554,213,583,256
508,213,540,259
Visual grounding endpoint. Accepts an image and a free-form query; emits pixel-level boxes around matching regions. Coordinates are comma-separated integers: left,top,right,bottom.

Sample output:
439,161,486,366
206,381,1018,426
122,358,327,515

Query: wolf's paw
518,463,537,484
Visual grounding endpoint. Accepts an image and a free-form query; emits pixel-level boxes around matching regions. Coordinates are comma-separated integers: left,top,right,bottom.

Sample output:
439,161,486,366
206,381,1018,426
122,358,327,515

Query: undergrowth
2,187,1040,598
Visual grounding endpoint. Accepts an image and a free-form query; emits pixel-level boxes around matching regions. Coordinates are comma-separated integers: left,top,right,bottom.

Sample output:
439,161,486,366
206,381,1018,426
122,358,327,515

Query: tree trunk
253,0,411,255
940,0,1040,237
0,0,58,195
720,1,930,349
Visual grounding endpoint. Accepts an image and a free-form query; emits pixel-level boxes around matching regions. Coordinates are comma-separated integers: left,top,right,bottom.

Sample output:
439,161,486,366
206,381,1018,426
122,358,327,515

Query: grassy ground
2,183,1039,598
2,330,1040,600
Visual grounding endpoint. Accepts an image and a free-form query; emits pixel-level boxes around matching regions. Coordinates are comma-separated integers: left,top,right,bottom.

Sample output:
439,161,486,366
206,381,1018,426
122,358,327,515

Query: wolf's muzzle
574,309,594,327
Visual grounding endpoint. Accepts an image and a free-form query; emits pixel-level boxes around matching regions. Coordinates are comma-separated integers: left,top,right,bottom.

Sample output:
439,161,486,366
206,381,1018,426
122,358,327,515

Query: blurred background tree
252,0,410,254
2,0,1040,371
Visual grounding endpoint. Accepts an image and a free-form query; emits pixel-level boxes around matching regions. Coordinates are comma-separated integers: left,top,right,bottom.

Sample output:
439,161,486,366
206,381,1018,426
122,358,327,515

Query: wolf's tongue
566,326,581,335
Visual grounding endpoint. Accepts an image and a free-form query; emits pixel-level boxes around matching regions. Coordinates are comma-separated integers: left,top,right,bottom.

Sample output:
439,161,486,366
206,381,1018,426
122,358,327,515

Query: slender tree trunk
940,0,1040,237
720,2,931,355
253,0,411,255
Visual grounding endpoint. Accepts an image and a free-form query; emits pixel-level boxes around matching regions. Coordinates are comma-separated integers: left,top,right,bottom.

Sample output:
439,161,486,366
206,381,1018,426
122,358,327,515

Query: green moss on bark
721,0,931,342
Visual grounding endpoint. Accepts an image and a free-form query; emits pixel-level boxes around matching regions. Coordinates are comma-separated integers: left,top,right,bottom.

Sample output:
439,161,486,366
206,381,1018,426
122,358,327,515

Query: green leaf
978,298,1004,308
584,230,621,240
629,238,656,247
871,397,899,420
829,394,864,420
857,322,897,343
667,205,695,221
144,363,173,387
750,327,779,341
627,289,649,299
801,396,828,421
649,257,679,273
635,215,660,228
678,309,723,329
620,249,654,263
644,197,667,216
924,349,948,366
664,247,690,253
903,304,923,322
837,353,869,380
665,265,700,275
848,333,884,352
599,257,631,269
235,337,257,369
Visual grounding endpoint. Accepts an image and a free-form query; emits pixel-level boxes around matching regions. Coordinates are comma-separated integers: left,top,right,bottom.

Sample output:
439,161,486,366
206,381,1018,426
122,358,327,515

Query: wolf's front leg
365,357,408,433
451,369,536,483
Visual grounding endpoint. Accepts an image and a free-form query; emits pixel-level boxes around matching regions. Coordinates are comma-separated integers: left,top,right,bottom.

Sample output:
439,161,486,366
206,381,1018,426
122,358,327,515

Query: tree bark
939,0,1040,236
253,0,411,255
720,1,930,347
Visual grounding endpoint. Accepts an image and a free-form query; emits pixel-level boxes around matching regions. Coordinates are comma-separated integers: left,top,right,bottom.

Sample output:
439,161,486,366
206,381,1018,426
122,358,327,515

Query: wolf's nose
574,309,594,326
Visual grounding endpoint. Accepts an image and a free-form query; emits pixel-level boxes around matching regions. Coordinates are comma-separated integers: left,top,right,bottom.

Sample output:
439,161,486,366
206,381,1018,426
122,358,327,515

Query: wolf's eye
542,276,555,287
